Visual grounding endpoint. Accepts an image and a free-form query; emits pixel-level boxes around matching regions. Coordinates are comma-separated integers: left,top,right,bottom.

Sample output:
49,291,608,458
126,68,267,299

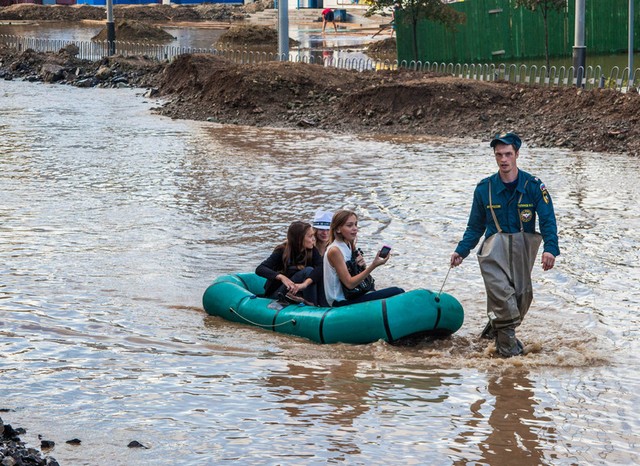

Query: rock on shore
1,416,59,466
0,44,162,90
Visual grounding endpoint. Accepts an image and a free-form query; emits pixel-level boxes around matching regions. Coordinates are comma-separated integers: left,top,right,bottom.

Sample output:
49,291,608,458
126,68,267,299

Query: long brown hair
329,210,357,248
277,221,314,270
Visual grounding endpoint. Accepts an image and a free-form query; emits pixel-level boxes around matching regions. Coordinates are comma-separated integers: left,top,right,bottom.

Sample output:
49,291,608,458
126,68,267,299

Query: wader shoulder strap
518,179,529,231
488,180,502,233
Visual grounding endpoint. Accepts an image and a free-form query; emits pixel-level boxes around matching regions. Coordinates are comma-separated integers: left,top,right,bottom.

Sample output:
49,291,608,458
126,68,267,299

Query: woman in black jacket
256,221,323,304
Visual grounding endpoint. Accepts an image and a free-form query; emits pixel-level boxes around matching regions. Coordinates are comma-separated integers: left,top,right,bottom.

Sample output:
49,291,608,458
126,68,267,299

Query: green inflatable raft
203,273,464,344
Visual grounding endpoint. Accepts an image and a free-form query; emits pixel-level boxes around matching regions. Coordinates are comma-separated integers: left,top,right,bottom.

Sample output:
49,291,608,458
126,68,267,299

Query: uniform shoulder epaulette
530,175,544,185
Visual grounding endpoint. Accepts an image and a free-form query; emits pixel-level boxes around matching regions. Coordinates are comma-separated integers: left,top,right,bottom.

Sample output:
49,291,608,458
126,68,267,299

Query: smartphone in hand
379,245,392,259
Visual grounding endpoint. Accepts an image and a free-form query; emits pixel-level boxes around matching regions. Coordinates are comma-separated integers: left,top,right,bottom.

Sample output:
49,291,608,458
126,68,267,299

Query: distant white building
290,0,368,9
323,0,368,7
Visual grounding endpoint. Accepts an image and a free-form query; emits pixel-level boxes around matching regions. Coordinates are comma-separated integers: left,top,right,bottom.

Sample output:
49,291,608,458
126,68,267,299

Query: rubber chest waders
477,180,542,353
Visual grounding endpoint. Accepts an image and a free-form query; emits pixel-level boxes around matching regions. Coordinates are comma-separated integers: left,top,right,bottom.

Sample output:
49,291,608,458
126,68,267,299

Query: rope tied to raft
229,307,297,327
436,266,452,302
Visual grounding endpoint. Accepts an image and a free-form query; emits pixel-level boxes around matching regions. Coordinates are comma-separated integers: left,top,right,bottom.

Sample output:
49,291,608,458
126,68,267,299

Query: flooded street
1,79,639,465
0,20,228,49
0,20,378,64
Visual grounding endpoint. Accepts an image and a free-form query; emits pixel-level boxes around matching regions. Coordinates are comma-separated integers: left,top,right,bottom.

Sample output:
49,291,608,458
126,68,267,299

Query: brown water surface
0,80,638,465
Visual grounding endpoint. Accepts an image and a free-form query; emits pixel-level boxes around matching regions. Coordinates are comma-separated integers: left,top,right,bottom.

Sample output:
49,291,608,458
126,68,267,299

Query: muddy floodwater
1,80,639,465
0,20,376,64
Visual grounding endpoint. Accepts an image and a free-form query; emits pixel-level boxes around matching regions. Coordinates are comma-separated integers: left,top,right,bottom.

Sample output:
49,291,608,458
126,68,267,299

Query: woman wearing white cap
312,210,333,256
310,210,333,307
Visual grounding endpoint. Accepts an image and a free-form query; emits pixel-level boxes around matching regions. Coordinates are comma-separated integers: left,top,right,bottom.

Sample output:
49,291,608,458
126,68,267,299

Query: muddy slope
156,54,640,154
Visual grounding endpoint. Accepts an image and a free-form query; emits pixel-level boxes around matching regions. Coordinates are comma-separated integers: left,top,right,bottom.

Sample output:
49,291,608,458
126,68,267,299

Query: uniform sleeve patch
540,182,550,204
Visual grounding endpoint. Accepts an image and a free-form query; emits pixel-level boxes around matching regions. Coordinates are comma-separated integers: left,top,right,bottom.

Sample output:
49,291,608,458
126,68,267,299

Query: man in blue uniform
450,132,559,357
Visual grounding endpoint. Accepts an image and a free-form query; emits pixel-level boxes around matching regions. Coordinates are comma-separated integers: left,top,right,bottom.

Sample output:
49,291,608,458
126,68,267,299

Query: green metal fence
397,0,640,63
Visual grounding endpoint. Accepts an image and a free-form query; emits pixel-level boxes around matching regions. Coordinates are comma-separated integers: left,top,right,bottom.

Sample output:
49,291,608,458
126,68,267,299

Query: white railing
1,34,639,92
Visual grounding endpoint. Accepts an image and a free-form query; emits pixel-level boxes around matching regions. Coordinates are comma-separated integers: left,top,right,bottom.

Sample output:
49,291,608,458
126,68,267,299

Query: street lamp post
573,0,586,88
277,0,289,61
106,0,115,56
629,0,635,86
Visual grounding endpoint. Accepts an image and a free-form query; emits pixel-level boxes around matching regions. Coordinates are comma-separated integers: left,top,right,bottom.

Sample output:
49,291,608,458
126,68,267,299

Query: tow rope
436,266,452,302
229,305,297,328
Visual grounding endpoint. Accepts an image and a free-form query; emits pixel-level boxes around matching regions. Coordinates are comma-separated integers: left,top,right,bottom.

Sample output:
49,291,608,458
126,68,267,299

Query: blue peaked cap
490,132,522,150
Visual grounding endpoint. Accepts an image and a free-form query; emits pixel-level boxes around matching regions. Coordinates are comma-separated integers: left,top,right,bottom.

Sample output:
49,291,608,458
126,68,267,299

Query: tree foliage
514,0,567,73
367,0,466,62
515,0,566,17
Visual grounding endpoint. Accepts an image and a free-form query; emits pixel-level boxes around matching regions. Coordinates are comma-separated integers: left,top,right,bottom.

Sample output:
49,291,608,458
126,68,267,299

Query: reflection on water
264,361,372,459
453,369,553,466
294,29,376,65
0,20,103,42
0,21,227,49
1,79,639,465
0,21,380,63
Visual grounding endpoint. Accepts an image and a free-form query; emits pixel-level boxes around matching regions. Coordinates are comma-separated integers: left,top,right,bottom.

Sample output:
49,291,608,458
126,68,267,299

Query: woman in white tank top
323,210,404,307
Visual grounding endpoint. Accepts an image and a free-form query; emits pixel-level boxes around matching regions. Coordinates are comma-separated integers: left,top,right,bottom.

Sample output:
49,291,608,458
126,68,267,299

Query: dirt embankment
156,54,640,155
92,20,175,43
0,3,248,22
216,24,300,50
365,37,396,61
